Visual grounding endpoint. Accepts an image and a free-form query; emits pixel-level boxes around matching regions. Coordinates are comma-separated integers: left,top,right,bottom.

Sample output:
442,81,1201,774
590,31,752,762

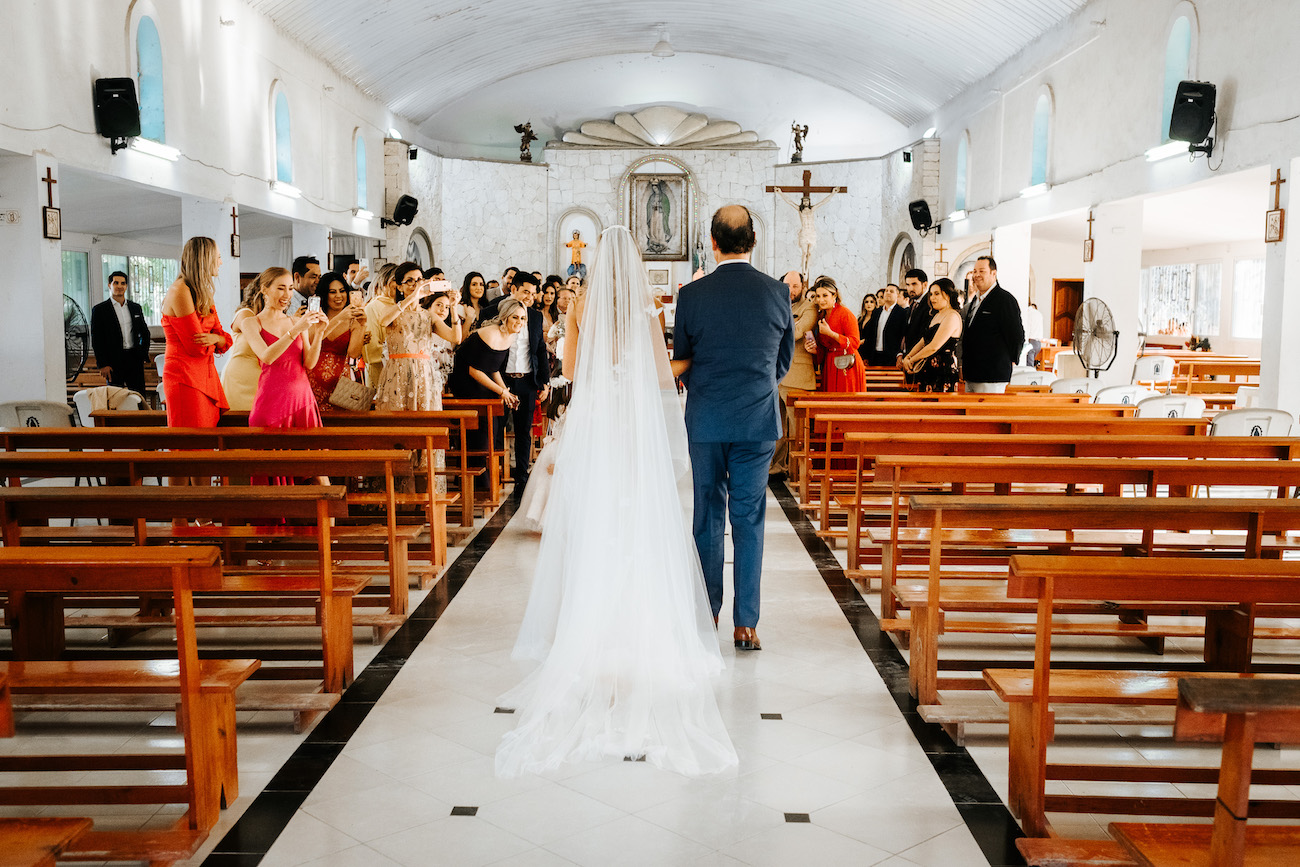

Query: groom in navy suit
674,206,794,651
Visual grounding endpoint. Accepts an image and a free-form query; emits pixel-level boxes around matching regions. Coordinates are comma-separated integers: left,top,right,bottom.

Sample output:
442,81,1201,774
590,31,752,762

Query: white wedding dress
495,227,738,777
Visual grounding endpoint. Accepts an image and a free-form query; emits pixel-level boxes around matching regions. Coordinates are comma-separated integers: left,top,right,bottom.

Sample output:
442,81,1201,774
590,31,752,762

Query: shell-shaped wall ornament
556,106,774,149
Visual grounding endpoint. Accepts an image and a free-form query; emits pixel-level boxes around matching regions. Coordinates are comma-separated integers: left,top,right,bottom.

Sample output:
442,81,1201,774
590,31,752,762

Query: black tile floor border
770,479,1027,867
203,495,518,863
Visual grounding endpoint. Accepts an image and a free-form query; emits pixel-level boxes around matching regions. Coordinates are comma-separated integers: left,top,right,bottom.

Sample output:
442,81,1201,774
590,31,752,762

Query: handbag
329,374,376,411
832,353,856,370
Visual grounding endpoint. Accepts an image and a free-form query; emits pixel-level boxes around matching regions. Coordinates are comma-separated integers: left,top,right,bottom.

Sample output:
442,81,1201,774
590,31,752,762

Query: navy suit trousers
688,439,775,629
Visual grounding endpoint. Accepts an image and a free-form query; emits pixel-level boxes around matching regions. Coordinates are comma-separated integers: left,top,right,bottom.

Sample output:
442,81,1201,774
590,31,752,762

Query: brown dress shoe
734,627,761,651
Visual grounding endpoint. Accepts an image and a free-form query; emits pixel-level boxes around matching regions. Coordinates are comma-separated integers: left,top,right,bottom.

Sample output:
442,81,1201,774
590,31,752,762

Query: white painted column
292,220,330,270
1082,199,1144,388
1258,157,1300,417
181,196,240,324
992,222,1033,307
0,154,65,403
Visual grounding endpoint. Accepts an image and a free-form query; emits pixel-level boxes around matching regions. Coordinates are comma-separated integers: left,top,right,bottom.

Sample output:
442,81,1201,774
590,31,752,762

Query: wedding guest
221,272,271,411
91,270,150,395
863,283,907,366
449,297,526,487
539,282,560,337
374,262,460,413
307,271,366,411
771,269,817,477
810,276,865,392
362,263,398,388
900,278,962,393
961,255,1024,393
161,236,230,427
856,294,877,337
459,271,487,329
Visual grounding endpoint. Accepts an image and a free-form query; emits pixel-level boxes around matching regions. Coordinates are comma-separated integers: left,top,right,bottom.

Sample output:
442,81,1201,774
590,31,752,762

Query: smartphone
307,297,321,313
349,289,363,307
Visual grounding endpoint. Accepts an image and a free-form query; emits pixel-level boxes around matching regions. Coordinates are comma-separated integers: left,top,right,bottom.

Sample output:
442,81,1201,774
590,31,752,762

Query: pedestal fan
1072,298,1119,378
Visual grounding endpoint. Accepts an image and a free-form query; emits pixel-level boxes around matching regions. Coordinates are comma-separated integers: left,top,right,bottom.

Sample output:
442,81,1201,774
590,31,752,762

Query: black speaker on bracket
93,78,141,154
382,194,419,228
1169,80,1216,156
908,199,935,234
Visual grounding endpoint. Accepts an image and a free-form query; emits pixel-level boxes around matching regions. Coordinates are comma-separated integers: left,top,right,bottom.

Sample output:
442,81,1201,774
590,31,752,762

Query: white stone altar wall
437,158,550,281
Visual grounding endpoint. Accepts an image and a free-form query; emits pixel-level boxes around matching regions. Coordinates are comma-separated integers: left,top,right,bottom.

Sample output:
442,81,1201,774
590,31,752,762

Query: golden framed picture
42,206,61,240
629,175,689,261
1266,209,1285,243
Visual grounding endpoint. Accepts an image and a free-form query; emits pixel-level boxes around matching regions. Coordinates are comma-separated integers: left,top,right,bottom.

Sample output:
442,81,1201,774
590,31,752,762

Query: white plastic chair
1093,385,1160,406
1235,386,1259,409
72,388,144,427
1132,354,1175,390
0,400,76,428
1049,377,1100,396
1209,408,1295,437
1010,368,1057,387
154,355,166,408
1135,395,1206,419
1053,351,1086,379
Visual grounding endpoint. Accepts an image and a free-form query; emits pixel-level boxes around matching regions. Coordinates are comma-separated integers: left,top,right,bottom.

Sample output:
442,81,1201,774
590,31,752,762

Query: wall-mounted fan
1072,298,1119,378
64,294,89,381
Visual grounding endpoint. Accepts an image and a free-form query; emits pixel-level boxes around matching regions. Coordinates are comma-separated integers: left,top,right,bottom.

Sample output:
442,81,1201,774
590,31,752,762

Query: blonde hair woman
220,269,280,411
160,236,230,426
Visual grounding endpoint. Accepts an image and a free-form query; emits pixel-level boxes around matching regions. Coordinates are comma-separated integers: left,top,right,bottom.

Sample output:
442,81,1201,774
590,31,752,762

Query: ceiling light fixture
1020,182,1049,198
923,127,937,138
1145,140,1189,162
129,138,179,161
387,127,403,140
353,208,374,220
947,209,967,222
271,180,302,199
651,25,675,58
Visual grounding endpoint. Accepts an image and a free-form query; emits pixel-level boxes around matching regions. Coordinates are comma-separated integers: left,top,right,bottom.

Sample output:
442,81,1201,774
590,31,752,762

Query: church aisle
210,490,1000,867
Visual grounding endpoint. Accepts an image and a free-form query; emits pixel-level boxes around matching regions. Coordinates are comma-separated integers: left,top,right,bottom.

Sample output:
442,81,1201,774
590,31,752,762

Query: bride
495,226,738,777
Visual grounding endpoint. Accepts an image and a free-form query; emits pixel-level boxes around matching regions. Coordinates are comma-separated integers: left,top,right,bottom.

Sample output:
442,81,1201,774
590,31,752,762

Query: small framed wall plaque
1266,209,1285,243
933,261,949,277
648,268,669,286
42,206,61,240
1083,238,1095,263
231,233,241,258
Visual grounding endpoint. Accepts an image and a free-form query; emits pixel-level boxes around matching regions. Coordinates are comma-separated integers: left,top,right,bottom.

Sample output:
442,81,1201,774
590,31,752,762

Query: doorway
1052,279,1084,343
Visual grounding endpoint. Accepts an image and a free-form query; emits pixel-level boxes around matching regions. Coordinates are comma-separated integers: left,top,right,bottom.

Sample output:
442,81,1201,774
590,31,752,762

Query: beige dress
375,304,446,493
220,326,262,412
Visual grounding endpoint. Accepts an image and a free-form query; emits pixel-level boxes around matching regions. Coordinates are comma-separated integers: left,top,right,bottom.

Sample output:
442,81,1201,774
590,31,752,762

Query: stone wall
438,158,549,280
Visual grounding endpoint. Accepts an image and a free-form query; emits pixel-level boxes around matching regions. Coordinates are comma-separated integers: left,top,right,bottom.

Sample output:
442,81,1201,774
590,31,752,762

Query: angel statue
514,122,537,163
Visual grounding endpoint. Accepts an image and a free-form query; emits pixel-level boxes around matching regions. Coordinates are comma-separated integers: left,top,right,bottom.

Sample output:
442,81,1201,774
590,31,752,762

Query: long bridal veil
496,226,737,777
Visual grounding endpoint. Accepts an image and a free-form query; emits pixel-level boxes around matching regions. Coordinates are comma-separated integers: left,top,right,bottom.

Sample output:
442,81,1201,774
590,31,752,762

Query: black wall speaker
908,199,934,233
389,194,419,226
93,78,141,152
1169,80,1216,144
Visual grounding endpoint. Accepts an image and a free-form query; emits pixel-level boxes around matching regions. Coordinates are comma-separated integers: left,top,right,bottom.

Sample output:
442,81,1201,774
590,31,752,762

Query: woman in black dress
899,278,962,393
449,297,528,467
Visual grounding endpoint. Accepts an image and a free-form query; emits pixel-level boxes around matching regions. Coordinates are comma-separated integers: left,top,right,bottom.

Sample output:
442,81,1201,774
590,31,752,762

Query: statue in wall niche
772,182,842,279
566,230,588,279
791,122,809,163
514,122,537,162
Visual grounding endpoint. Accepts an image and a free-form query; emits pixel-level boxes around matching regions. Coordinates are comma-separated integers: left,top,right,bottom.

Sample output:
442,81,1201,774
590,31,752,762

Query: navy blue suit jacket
673,262,794,443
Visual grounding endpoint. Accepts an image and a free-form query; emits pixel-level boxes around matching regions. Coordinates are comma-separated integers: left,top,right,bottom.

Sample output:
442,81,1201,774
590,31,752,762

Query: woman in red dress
306,271,366,411
811,276,866,393
161,236,231,426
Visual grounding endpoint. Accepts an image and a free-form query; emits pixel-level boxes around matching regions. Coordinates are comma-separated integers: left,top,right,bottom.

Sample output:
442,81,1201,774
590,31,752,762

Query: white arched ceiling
243,0,1090,159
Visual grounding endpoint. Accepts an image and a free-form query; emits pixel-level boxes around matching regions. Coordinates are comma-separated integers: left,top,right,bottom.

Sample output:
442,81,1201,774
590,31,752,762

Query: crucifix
766,170,846,277
40,168,57,207
1084,210,1096,261
1268,169,1287,243
373,239,386,265
229,207,241,258
326,230,334,270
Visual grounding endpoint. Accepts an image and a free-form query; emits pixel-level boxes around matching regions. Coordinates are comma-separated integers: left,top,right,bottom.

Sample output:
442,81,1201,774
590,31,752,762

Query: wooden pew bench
0,486,360,696
991,555,1300,837
0,817,93,867
0,546,256,858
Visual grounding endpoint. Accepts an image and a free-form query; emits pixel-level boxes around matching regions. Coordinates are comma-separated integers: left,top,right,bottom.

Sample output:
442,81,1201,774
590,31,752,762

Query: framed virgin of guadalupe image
629,174,689,261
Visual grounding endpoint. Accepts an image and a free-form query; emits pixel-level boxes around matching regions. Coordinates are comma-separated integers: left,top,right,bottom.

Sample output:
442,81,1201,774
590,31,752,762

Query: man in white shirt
1022,302,1044,367
90,270,151,394
485,273,550,489
865,284,907,366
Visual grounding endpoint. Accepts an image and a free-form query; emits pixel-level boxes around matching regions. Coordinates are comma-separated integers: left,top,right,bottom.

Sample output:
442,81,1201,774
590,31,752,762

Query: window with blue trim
136,16,165,142
355,136,367,208
1030,93,1051,186
274,92,293,183
1161,16,1192,142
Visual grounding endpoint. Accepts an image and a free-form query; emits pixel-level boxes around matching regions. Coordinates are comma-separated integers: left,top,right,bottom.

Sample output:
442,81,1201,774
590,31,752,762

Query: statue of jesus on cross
767,170,845,278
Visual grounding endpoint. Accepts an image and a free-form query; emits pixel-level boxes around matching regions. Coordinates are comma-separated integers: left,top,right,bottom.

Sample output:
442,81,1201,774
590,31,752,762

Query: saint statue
644,178,673,254
514,122,537,163
791,122,809,163
565,230,588,279
773,185,841,278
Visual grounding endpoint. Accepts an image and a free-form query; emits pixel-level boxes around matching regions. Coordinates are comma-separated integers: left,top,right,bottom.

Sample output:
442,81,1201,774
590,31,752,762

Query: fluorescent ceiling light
1146,141,1189,162
271,180,302,198
353,208,374,220
129,138,179,161
1020,183,1049,198
947,209,967,221
923,127,937,138
388,127,403,139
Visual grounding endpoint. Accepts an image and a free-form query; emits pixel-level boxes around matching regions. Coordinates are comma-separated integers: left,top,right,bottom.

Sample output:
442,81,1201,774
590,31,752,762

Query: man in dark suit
863,283,908,366
899,269,932,385
91,270,151,395
960,256,1024,393
484,271,550,488
674,206,794,651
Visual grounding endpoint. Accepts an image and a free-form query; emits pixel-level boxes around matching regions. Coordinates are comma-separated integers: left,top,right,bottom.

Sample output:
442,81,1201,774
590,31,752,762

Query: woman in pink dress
306,271,366,411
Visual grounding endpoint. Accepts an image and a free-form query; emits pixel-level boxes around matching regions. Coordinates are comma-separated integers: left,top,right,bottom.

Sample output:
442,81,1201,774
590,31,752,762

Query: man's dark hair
424,267,444,279
107,270,129,284
292,255,319,278
511,271,540,290
886,283,900,292
502,266,517,278
710,206,756,255
978,255,998,271
903,268,928,284
544,275,563,289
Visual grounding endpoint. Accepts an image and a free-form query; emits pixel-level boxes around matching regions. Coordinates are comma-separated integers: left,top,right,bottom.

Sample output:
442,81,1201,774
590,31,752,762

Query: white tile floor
249,493,987,867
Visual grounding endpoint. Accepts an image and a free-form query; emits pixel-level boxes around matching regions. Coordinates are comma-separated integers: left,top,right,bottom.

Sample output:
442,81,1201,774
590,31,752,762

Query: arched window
355,134,367,209
1161,13,1194,142
1030,91,1052,187
273,90,293,184
136,16,165,142
954,133,970,213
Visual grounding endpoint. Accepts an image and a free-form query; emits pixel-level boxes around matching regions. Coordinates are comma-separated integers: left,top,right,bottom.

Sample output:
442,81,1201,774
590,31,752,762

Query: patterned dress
375,304,446,493
307,329,354,412
913,319,961,393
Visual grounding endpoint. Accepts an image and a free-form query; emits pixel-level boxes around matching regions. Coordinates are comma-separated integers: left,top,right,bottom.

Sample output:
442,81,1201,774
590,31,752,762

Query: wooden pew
0,486,357,694
0,818,93,867
0,546,257,858
991,555,1300,837
905,495,1300,707
443,398,508,505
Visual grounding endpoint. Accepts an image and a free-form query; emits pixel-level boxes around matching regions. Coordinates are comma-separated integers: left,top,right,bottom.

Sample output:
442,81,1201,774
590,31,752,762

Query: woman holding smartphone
307,271,366,411
373,261,461,413
242,267,328,431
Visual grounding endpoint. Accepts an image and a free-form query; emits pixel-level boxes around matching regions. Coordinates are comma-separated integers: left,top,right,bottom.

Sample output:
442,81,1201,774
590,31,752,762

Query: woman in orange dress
160,236,230,426
810,276,866,392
